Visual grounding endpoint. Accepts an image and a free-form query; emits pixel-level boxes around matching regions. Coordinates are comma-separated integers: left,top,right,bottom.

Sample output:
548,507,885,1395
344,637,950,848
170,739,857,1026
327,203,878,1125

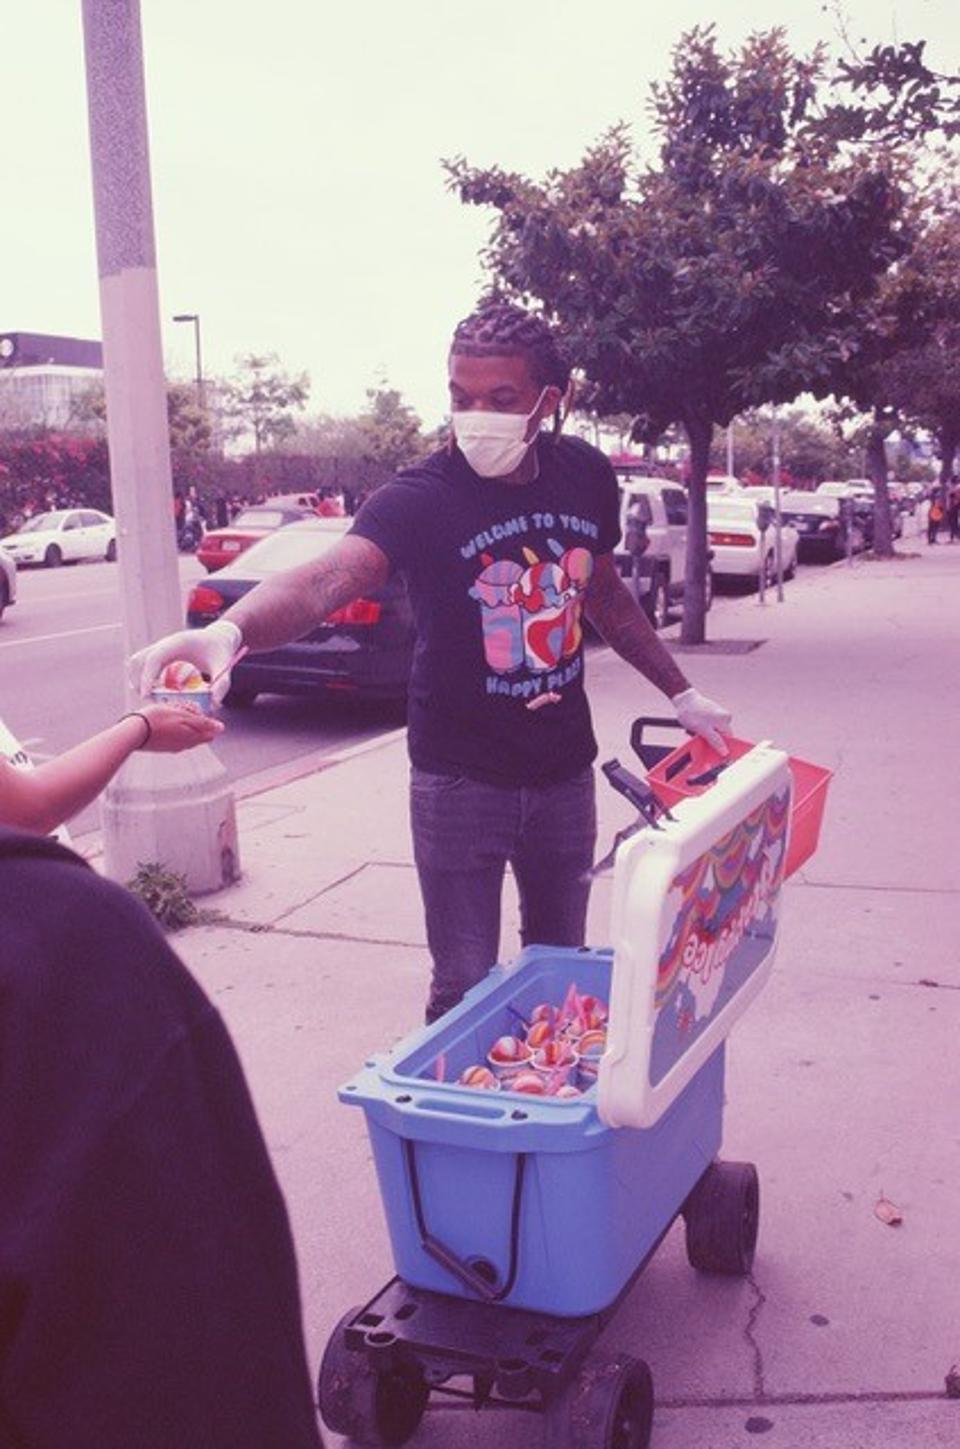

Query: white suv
614,475,710,629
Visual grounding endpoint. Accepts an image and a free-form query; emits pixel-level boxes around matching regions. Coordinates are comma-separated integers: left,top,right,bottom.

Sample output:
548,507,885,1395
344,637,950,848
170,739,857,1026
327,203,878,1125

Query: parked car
614,476,712,628
186,518,413,705
0,508,116,567
707,496,799,587
706,474,747,495
196,502,315,574
0,545,17,621
778,491,865,561
816,481,902,542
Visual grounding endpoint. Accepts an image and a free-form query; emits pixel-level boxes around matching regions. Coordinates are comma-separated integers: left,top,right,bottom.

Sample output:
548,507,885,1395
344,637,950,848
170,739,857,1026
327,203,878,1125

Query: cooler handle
630,716,688,770
403,1138,527,1303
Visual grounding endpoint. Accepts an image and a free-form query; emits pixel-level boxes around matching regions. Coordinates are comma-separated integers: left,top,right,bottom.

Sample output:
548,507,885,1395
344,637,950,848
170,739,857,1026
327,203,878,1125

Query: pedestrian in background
946,480,960,544
927,492,944,544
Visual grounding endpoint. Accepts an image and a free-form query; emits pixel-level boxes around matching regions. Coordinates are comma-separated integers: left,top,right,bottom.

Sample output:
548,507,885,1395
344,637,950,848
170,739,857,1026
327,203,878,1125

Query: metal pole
771,410,785,603
193,314,204,412
82,0,238,893
173,312,204,412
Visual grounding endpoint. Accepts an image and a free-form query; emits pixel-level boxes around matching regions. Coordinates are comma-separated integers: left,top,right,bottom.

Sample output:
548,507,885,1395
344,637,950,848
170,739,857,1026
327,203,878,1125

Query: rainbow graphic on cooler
648,785,790,1085
469,541,594,675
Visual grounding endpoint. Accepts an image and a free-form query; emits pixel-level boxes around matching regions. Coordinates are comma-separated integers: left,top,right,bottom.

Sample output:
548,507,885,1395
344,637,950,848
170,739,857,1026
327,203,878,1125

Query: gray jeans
410,766,597,1023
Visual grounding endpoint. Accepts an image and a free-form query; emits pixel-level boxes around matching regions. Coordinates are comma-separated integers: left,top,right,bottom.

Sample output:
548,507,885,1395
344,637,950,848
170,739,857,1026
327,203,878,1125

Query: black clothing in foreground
350,435,621,786
0,830,321,1449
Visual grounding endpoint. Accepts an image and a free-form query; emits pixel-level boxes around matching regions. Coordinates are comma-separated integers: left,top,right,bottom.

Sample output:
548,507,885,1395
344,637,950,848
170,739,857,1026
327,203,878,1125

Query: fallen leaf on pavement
874,1196,904,1227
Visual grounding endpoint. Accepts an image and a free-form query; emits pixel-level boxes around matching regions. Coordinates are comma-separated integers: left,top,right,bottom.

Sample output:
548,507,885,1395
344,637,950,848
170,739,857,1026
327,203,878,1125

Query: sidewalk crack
745,1272,767,1402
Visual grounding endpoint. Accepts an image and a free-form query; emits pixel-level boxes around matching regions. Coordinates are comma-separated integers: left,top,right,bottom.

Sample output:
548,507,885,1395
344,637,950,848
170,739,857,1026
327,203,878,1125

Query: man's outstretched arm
225,534,389,651
584,554,732,750
131,534,390,699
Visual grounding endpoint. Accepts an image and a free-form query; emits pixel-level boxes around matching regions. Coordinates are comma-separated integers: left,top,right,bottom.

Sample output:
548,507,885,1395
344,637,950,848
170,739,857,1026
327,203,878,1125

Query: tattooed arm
583,553,690,699
224,535,391,652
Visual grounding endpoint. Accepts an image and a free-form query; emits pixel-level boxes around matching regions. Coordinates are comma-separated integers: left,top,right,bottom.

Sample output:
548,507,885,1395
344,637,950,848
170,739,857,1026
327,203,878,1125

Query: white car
615,475,710,627
707,497,799,586
706,474,747,495
0,508,117,568
0,545,16,620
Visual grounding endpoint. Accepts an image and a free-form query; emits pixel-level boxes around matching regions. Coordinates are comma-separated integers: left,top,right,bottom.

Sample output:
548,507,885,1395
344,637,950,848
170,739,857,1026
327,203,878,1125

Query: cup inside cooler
397,951,612,1097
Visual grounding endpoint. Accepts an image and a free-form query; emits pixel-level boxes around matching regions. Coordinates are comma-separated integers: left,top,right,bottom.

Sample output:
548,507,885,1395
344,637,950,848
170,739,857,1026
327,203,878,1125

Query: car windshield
229,509,289,530
20,511,68,533
223,521,349,575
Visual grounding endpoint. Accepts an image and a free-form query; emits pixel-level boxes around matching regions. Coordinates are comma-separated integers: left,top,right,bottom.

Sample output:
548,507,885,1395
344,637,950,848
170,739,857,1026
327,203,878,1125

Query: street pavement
1,556,399,834
84,525,960,1447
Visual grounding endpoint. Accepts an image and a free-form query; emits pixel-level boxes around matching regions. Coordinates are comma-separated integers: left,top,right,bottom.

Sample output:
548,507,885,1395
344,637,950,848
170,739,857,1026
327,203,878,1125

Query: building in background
0,331,104,433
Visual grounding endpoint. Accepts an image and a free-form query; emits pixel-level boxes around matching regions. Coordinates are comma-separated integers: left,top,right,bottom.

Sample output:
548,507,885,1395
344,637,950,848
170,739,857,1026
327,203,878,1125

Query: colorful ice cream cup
531,1041,579,1087
458,1064,501,1091
152,660,213,715
576,1028,607,1088
487,1035,533,1082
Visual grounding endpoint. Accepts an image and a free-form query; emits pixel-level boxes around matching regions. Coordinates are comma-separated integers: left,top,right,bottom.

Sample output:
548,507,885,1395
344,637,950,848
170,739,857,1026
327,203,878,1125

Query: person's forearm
0,716,148,834
585,563,690,699
223,536,388,652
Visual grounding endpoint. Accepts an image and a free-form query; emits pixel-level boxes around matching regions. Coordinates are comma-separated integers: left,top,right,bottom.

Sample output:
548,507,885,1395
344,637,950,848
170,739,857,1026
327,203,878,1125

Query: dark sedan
778,492,866,561
196,503,312,574
186,518,413,706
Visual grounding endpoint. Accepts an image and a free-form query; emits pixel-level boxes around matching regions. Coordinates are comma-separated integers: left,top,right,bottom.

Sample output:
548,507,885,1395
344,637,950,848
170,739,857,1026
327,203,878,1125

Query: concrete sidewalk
110,534,960,1446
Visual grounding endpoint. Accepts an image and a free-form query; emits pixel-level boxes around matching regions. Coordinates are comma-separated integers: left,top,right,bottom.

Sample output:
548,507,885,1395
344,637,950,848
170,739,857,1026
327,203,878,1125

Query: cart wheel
317,1306,429,1446
543,1353,654,1449
683,1160,759,1275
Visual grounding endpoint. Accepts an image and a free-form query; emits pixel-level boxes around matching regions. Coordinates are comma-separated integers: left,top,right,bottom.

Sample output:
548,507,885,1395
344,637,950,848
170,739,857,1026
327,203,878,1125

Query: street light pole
81,0,238,894
173,311,204,411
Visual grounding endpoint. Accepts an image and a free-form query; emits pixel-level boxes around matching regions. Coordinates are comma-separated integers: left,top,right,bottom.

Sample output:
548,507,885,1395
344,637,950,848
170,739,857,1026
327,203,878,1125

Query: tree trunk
866,418,893,559
681,416,712,645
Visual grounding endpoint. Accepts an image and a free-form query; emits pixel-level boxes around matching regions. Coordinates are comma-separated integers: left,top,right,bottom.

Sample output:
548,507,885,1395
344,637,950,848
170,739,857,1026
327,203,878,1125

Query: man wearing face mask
132,303,731,1022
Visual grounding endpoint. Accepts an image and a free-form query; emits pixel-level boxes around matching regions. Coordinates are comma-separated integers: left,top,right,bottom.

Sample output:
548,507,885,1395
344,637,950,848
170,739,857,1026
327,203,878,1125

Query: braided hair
450,302,571,434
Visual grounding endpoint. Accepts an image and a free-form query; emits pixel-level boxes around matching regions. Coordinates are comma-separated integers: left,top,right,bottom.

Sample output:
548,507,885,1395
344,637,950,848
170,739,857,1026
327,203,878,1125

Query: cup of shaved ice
151,659,213,715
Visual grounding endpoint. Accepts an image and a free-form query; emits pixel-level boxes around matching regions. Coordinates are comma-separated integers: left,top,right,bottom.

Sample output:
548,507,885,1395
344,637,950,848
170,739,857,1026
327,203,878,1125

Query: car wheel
643,573,669,630
44,545,63,568
0,579,7,621
784,554,797,580
105,538,117,562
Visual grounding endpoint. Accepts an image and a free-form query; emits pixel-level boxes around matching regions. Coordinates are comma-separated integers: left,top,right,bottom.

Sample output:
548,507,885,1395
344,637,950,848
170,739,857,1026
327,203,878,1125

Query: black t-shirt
0,831,322,1449
350,435,621,786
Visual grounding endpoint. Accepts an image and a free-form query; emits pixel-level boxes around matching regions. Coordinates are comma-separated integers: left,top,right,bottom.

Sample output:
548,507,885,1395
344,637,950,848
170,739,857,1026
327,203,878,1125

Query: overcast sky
5,1,958,428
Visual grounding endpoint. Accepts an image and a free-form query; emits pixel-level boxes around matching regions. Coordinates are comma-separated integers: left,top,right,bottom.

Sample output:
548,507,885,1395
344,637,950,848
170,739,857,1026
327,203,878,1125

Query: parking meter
756,502,773,602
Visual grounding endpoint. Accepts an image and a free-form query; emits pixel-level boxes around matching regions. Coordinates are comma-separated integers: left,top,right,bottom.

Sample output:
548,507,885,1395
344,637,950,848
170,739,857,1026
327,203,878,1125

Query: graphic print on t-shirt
468,537,594,695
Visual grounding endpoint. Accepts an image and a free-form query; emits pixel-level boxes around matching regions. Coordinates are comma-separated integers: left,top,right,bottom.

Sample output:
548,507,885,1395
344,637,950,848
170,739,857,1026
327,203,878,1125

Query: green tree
222,353,310,454
357,383,426,473
448,27,907,640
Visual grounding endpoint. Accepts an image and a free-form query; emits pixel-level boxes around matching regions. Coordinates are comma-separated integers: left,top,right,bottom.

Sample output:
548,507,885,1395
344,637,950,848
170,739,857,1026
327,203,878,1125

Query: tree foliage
357,383,427,473
222,352,310,454
447,26,909,639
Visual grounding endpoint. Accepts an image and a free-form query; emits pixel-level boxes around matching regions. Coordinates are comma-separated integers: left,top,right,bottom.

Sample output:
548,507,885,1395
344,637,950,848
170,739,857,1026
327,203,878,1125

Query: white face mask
452,390,548,478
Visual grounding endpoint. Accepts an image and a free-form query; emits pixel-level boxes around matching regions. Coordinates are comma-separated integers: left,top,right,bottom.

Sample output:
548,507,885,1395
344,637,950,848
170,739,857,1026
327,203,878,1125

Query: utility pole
771,410,785,603
82,0,238,893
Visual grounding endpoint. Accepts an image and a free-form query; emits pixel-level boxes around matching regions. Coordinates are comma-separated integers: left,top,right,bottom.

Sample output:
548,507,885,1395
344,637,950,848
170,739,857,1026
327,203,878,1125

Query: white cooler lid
597,742,792,1129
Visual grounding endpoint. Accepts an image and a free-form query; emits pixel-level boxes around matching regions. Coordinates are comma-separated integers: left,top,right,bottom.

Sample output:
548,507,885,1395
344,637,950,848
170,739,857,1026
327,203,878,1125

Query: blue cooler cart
320,735,797,1447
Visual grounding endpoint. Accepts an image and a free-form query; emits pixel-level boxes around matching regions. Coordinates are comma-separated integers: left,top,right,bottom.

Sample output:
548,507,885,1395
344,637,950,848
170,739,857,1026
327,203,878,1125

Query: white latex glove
129,619,243,706
671,686,733,755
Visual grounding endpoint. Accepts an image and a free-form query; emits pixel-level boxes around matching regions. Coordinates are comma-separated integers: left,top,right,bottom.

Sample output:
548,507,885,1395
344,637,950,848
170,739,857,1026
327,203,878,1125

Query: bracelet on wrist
120,710,152,749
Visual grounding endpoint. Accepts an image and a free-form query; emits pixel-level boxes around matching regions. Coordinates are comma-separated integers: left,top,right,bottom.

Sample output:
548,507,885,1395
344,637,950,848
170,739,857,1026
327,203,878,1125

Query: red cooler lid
598,742,791,1129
